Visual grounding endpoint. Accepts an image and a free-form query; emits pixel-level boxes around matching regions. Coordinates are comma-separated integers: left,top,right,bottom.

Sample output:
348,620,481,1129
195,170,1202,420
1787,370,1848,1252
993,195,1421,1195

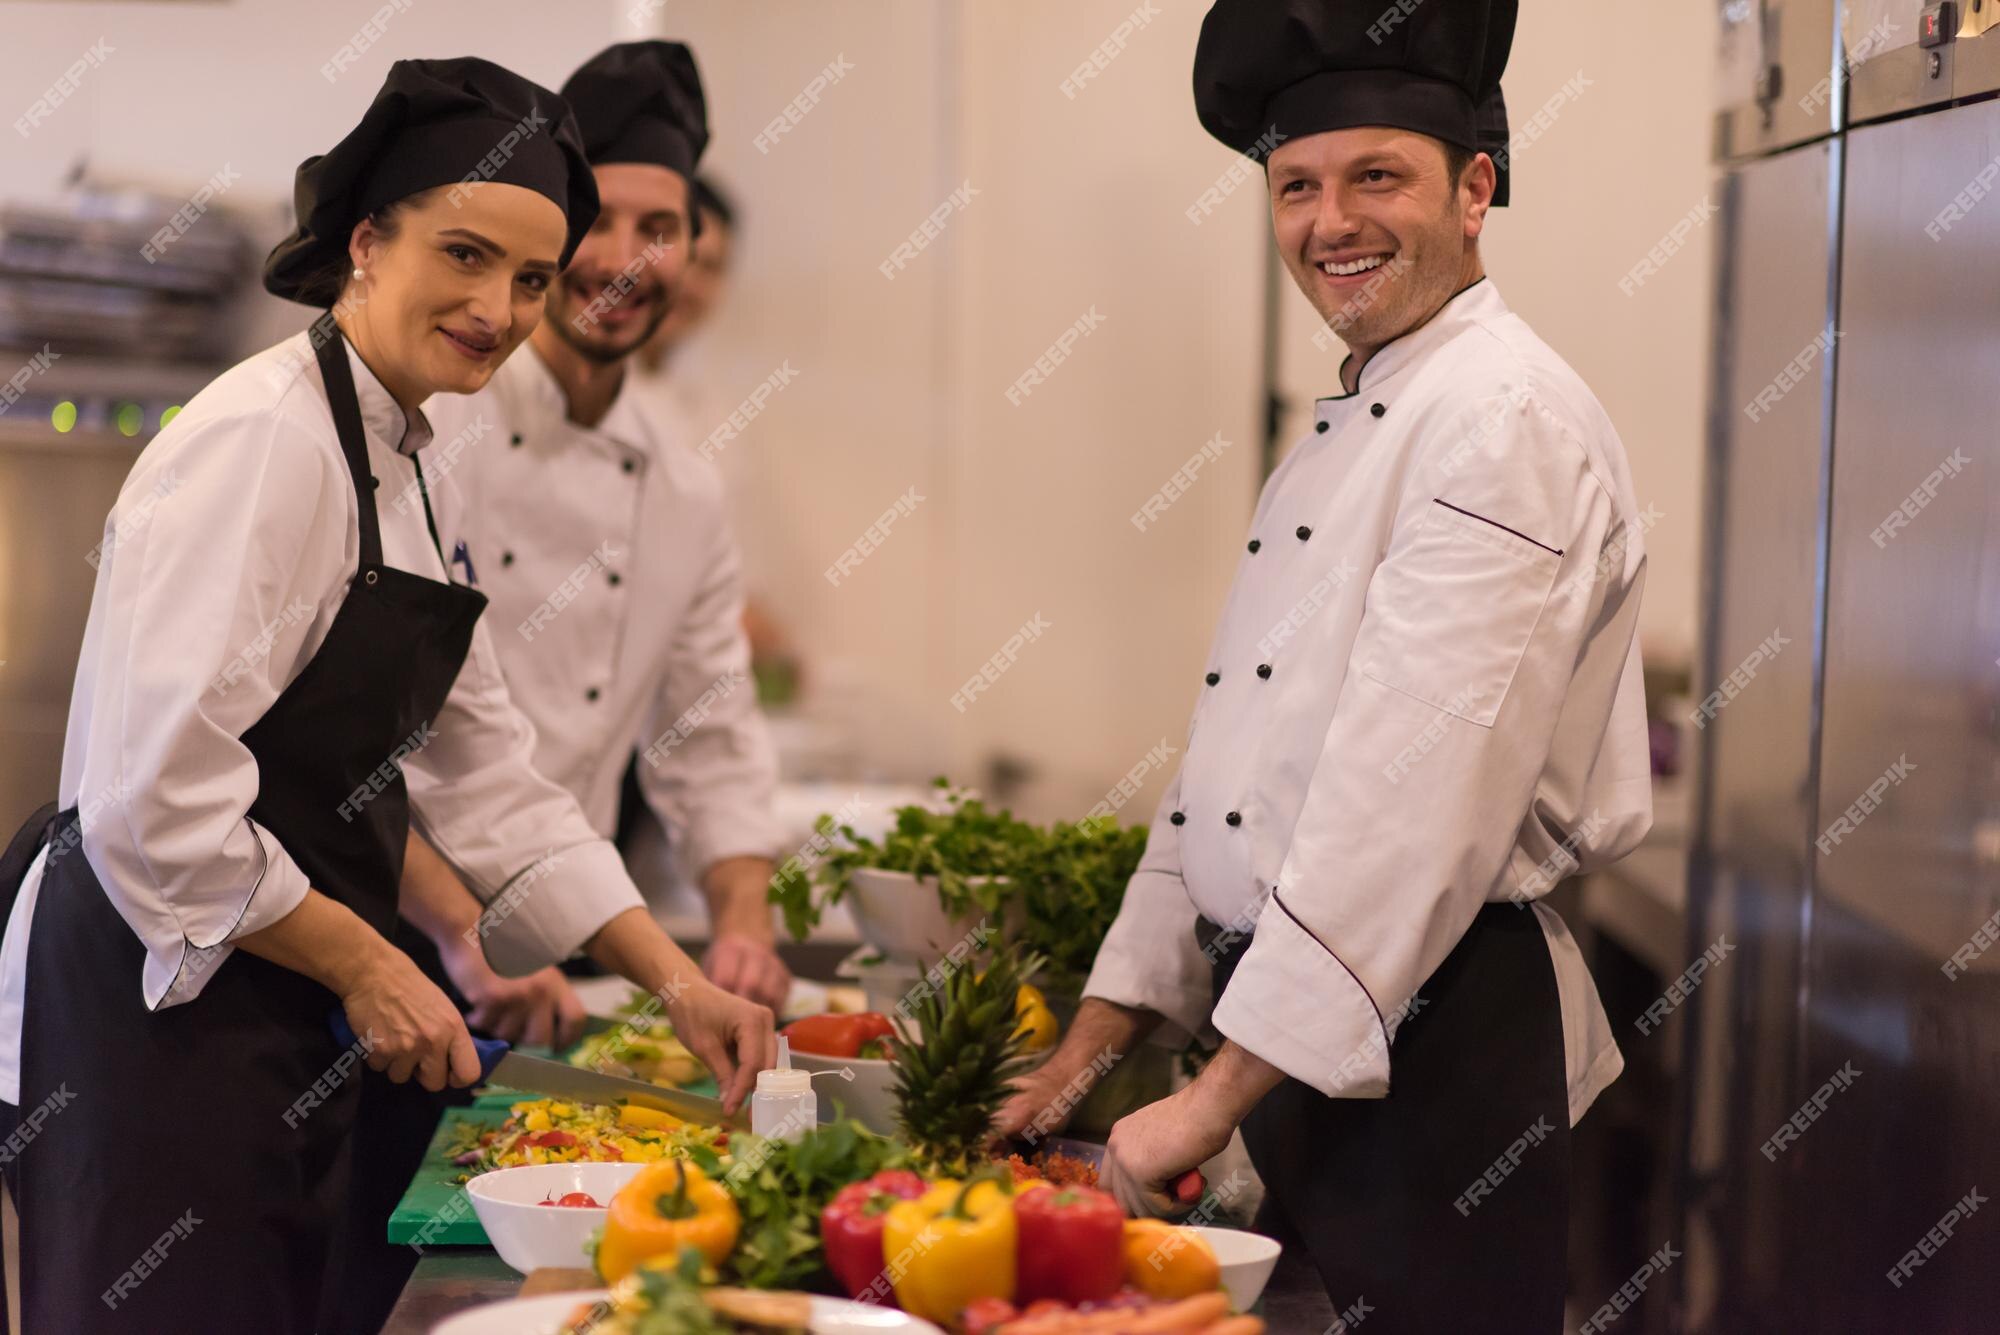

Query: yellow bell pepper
1121,1218,1220,1299
882,1176,1017,1324
1013,985,1059,1052
597,1159,740,1284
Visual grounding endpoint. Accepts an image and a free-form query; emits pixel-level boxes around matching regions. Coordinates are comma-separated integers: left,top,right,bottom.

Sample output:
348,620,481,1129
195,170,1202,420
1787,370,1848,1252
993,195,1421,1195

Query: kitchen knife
329,1012,747,1130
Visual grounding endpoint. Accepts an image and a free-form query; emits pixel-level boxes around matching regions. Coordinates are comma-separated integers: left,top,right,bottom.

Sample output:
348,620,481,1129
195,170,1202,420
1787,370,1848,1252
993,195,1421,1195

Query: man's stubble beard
544,284,674,367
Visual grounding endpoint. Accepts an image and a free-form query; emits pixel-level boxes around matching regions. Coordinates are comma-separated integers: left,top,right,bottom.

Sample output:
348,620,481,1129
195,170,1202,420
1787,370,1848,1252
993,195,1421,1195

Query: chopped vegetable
541,1191,603,1208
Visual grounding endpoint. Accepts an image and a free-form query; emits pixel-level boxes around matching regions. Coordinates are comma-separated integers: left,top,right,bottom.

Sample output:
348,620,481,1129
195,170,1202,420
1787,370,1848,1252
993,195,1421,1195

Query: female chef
0,58,773,1334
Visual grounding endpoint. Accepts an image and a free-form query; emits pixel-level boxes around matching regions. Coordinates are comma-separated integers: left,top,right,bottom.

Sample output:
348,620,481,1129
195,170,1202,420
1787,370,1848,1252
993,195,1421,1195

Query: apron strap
311,319,385,570
0,803,59,933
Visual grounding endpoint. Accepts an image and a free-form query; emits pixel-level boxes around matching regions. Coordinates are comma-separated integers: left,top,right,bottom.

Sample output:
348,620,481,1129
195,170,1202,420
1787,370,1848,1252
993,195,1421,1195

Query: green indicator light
117,403,143,437
52,401,77,433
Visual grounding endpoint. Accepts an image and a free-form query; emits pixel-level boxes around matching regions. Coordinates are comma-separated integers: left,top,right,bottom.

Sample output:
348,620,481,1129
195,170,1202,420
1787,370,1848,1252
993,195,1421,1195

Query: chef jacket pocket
1359,500,1562,727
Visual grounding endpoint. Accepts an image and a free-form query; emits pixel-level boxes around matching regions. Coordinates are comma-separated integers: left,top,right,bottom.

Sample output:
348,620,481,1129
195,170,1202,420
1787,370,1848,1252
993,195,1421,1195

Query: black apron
2,328,486,1334
1201,903,1572,1335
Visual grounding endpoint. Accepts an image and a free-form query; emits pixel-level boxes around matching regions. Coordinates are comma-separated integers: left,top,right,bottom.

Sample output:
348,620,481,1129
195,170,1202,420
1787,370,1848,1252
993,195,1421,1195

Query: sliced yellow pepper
618,1104,684,1131
882,1176,1016,1325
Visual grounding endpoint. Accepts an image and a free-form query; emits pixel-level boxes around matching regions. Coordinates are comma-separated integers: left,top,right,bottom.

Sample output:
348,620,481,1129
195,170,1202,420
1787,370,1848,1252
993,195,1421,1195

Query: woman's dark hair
293,190,432,308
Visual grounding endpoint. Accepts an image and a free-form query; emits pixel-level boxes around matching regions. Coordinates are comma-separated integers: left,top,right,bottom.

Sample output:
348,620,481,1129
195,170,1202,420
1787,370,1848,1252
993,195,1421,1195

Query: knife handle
328,1009,510,1082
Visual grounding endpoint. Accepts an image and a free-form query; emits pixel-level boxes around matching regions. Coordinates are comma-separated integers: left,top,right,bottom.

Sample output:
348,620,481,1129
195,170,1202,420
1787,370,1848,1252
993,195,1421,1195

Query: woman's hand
666,979,777,1116
339,942,482,1092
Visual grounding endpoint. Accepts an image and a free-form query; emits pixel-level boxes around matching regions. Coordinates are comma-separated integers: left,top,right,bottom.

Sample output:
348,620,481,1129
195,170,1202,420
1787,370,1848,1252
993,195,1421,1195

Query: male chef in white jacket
404,40,790,1025
995,1,1653,1328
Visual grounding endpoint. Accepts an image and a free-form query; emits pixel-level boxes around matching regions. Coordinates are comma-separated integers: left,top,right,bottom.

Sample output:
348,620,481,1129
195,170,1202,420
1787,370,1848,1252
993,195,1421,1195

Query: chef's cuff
472,838,645,977
144,818,311,1010
682,812,786,886
1210,900,1390,1099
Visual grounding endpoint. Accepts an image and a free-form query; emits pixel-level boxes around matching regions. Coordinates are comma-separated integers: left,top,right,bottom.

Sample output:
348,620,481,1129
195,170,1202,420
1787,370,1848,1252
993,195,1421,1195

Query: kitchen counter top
384,1234,1337,1333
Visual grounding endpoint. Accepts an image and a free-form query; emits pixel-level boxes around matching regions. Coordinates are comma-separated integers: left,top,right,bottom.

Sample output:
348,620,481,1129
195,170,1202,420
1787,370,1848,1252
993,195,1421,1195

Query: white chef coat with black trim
1083,279,1652,1125
0,331,653,1106
423,344,782,882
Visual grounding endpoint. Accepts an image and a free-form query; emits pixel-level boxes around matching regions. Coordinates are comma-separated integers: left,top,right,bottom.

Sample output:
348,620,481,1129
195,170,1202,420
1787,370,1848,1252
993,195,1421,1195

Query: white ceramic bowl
429,1289,947,1334
843,868,1013,963
1190,1226,1282,1312
463,1162,646,1275
788,1048,902,1136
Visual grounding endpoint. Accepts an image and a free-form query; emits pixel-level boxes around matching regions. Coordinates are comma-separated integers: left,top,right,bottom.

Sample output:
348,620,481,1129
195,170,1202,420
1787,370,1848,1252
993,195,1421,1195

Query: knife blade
484,1048,747,1130
329,1009,746,1130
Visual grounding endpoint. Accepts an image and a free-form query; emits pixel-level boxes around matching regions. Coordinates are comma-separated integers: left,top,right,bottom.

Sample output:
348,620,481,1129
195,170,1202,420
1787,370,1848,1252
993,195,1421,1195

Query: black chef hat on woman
1192,0,1518,205
264,56,600,305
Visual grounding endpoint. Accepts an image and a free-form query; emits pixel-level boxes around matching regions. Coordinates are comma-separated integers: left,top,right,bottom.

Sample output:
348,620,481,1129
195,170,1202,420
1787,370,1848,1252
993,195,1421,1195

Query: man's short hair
1442,140,1477,192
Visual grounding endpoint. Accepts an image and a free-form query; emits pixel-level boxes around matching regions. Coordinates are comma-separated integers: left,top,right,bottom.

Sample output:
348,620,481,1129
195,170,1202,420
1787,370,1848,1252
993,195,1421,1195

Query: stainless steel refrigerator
1682,0,2000,1328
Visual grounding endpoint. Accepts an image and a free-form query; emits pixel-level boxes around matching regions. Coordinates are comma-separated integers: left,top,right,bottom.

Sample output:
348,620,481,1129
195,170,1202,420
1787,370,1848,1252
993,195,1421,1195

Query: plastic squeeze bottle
750,1036,817,1142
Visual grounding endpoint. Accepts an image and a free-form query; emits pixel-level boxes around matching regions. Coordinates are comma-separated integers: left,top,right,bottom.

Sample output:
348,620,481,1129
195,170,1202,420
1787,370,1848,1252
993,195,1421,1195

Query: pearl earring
352,267,365,280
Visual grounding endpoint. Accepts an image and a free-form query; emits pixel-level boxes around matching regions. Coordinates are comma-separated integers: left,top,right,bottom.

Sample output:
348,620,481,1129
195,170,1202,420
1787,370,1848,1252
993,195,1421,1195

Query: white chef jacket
0,331,649,1105
422,343,781,882
1082,279,1652,1125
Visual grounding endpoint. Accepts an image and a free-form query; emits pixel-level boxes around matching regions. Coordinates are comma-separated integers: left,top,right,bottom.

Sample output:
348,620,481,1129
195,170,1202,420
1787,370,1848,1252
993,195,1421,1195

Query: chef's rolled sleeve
632,526,782,880
1211,391,1623,1098
1081,770,1213,1041
406,618,645,975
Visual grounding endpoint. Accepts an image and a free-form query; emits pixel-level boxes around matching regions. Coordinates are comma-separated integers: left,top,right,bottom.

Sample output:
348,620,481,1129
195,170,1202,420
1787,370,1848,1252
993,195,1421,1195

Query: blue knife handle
327,1009,510,1081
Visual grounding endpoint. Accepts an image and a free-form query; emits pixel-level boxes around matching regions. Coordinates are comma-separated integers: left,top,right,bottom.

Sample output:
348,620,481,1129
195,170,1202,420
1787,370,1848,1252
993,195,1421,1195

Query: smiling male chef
993,1,1654,1328
409,39,788,1013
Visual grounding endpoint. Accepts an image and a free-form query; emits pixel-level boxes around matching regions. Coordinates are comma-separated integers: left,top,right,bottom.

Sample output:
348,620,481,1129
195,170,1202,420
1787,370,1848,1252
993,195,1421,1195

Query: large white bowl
1190,1225,1283,1312
843,868,1014,963
430,1288,946,1333
463,1162,647,1275
788,1048,902,1136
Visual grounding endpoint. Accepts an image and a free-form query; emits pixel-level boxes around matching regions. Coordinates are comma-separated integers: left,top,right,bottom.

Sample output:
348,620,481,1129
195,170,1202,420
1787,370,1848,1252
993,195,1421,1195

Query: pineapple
890,948,1042,1174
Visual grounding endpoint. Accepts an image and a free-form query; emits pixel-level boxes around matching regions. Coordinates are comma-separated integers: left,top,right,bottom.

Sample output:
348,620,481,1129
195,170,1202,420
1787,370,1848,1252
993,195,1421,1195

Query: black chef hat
1193,0,1517,206
560,42,709,181
264,57,600,305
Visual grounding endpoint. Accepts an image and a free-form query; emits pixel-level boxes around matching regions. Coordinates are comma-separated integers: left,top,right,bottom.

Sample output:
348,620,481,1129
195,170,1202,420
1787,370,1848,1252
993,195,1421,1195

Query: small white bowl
788,1048,902,1136
1191,1226,1282,1312
464,1162,647,1275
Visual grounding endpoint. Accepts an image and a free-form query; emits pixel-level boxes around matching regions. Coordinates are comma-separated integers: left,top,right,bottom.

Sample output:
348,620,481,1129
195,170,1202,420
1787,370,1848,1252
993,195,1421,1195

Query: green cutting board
385,1069,722,1246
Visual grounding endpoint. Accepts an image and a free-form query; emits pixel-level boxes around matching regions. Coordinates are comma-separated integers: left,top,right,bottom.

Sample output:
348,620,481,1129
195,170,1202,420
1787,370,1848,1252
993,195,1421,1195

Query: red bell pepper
820,1169,929,1303
783,1012,898,1059
1014,1183,1126,1304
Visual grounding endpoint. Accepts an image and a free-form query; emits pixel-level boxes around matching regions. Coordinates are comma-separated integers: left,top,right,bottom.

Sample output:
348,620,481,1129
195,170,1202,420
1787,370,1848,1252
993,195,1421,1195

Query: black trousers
1204,904,1572,1335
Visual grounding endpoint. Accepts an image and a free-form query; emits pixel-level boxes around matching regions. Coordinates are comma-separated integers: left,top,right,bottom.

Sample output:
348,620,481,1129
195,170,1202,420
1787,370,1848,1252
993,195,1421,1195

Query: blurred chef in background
997,0,1653,1329
409,41,788,1031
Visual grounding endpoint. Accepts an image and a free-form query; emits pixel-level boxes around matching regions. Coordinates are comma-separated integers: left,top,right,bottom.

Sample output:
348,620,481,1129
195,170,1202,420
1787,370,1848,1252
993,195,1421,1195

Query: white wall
1272,0,1715,667
6,0,1710,824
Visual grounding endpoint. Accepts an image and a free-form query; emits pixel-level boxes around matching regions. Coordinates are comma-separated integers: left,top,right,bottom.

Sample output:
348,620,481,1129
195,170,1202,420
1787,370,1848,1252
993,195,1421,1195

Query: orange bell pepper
1120,1218,1220,1299
597,1159,740,1284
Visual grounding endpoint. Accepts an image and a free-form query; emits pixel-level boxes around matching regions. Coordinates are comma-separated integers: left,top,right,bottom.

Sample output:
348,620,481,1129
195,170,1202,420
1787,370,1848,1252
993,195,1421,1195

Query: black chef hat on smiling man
1192,0,1517,205
263,56,600,305
559,40,710,230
